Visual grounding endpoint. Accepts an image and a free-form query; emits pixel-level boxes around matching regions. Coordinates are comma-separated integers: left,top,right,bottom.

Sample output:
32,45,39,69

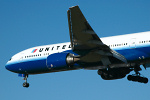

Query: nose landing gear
23,74,29,88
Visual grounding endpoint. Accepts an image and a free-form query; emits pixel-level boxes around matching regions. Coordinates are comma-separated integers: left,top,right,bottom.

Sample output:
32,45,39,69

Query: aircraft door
129,38,136,49
19,53,24,63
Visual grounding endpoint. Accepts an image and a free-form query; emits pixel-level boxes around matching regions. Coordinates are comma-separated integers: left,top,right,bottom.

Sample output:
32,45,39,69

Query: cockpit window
9,58,12,61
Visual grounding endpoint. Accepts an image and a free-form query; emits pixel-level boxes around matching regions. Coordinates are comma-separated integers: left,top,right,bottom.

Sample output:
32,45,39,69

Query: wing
67,6,108,52
67,6,127,66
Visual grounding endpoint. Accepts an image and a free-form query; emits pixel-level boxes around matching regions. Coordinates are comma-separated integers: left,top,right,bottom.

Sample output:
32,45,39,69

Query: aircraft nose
5,61,23,73
5,62,11,71
5,61,16,72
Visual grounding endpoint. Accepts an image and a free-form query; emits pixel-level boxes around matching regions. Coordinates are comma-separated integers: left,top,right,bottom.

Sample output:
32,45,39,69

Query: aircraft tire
97,69,103,75
23,82,29,88
143,78,148,84
127,75,132,81
127,75,148,84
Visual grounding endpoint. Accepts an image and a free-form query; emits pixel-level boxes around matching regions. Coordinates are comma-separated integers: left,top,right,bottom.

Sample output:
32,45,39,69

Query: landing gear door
129,38,136,49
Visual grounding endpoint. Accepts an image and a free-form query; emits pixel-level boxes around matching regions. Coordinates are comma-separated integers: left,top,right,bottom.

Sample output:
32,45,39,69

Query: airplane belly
116,46,150,61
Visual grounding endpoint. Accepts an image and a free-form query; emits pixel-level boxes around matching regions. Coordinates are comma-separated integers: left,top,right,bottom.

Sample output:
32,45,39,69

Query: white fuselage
6,31,150,74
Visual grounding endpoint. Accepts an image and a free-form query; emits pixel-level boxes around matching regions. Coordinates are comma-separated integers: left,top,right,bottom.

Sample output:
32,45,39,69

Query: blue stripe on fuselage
115,45,150,61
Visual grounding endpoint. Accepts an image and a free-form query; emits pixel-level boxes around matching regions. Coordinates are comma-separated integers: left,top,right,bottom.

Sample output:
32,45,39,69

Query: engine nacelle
46,53,75,69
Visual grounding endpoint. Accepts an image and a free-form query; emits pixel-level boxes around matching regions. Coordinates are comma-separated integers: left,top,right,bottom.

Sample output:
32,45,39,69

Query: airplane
5,5,150,88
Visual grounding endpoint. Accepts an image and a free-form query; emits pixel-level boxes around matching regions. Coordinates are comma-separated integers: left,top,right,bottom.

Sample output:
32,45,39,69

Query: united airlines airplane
5,6,150,88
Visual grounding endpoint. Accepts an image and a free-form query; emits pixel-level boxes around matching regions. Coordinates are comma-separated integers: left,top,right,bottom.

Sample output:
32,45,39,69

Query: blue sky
1,0,150,100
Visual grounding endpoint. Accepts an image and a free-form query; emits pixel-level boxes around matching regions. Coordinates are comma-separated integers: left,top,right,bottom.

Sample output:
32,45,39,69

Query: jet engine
46,53,76,69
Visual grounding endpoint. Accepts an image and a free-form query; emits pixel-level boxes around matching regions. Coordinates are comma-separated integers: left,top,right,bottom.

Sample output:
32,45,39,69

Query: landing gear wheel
127,75,132,81
23,82,29,88
132,76,139,82
143,78,148,84
22,74,29,88
127,75,148,84
97,69,102,75
127,65,149,84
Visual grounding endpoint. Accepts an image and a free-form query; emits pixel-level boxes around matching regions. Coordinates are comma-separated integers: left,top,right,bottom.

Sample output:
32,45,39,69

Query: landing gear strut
23,74,29,88
127,65,148,84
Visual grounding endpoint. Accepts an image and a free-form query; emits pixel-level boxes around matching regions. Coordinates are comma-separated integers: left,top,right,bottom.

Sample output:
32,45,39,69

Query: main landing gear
127,65,148,84
127,75,148,83
23,74,29,88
